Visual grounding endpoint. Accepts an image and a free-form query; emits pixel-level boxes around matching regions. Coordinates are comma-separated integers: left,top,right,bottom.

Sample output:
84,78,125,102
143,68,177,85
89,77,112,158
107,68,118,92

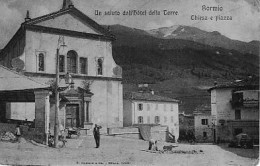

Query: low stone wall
107,127,140,139
108,126,169,141
150,126,168,141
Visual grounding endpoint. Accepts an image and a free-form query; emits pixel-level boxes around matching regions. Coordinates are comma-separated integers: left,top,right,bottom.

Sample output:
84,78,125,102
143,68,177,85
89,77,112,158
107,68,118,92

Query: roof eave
24,24,115,41
208,84,259,92
124,98,179,103
23,6,114,38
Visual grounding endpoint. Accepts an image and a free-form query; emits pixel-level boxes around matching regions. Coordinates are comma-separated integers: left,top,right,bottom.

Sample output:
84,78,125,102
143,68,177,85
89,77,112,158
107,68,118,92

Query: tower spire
62,0,74,9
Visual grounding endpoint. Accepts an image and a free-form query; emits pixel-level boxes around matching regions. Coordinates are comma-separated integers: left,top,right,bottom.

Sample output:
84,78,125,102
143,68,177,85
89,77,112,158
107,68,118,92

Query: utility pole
54,48,60,148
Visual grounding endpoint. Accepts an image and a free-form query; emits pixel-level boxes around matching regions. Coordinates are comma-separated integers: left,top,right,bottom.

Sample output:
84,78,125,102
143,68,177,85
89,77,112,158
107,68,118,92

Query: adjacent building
0,0,123,135
208,77,259,143
178,112,194,142
179,112,194,131
123,89,179,140
193,104,213,143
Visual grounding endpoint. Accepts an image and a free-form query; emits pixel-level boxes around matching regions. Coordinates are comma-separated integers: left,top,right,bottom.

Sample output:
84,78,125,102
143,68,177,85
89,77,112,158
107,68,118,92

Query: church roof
0,3,114,60
124,92,179,103
23,6,113,37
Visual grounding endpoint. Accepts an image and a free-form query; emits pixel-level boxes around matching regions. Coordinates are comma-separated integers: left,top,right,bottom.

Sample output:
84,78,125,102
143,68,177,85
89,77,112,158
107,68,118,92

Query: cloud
0,2,22,48
136,0,260,41
0,0,258,49
193,0,260,41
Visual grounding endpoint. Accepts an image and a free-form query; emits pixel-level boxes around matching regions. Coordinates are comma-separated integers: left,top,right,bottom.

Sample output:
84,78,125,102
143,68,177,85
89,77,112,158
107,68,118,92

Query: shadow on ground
218,143,259,159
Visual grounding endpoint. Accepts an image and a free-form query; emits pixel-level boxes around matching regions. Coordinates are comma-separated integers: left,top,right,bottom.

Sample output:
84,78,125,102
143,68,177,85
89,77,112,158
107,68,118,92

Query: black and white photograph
0,0,259,165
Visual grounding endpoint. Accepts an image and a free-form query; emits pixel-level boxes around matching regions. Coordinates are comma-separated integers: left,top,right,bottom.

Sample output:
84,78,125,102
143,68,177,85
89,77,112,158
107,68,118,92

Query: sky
0,0,259,49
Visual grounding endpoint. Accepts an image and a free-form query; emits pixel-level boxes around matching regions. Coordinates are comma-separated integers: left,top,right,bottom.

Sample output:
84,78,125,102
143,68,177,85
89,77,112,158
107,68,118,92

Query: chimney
138,83,149,93
25,10,31,22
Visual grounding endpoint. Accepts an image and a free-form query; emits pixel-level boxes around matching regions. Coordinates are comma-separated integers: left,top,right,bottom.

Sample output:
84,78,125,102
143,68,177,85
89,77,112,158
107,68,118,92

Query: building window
138,103,143,111
37,52,45,72
171,116,174,123
80,57,88,74
97,58,103,75
67,50,77,74
201,119,208,125
59,55,65,73
171,104,173,111
164,116,167,123
155,116,160,124
235,109,241,120
203,132,207,138
155,104,158,110
147,116,150,123
138,116,143,124
147,104,150,111
232,92,243,107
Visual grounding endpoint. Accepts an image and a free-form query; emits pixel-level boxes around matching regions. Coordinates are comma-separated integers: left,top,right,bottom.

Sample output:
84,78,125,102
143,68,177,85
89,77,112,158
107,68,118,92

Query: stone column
34,90,51,144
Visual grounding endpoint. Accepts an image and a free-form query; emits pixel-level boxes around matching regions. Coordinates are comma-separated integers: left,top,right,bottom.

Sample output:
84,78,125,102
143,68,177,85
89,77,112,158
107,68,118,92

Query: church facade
0,1,123,134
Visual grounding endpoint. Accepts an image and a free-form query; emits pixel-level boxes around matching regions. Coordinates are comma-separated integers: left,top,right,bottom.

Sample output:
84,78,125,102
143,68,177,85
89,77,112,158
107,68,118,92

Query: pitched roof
23,6,113,37
195,104,211,111
0,5,115,60
194,104,211,115
124,92,179,103
0,65,49,91
208,76,259,92
179,112,194,118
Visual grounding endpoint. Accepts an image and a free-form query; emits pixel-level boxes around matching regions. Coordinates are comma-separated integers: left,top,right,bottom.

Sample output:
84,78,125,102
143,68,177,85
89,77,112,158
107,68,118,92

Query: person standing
15,124,21,143
93,124,102,148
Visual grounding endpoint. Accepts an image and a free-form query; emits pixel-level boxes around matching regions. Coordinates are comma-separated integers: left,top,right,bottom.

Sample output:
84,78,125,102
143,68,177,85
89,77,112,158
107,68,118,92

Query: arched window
38,53,44,71
67,50,77,73
97,58,103,75
37,52,45,72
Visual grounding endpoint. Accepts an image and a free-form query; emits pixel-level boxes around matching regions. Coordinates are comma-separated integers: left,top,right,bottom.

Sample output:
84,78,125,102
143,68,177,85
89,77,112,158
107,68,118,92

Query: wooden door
66,104,79,128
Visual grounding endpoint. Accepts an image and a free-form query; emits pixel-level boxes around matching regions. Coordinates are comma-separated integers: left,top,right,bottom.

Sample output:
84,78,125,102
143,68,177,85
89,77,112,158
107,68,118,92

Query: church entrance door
65,104,79,128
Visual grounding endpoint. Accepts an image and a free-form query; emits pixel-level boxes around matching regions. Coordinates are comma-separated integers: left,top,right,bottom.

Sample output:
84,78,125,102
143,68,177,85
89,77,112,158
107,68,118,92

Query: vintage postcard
0,0,259,165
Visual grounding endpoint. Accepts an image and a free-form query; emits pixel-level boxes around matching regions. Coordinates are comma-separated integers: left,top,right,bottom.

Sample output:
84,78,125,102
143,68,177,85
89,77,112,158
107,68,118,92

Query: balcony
243,99,259,108
230,92,259,108
231,99,259,108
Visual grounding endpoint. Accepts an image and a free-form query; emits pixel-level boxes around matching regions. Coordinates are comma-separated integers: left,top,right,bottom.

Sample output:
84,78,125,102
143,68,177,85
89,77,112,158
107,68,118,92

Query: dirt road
0,135,258,166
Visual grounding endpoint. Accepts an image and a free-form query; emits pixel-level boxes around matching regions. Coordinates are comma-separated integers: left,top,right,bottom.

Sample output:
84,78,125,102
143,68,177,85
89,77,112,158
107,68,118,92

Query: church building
0,0,123,136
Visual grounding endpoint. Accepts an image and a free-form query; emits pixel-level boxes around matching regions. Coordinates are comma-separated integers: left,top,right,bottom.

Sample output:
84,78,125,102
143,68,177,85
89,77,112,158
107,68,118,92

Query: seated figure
148,139,158,151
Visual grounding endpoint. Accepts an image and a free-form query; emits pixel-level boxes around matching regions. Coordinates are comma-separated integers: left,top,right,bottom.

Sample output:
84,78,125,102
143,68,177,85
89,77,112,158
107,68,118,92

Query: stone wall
107,126,169,142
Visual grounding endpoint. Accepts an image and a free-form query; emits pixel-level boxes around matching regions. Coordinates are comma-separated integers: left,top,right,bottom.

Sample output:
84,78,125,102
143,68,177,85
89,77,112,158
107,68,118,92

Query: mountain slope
106,24,259,114
146,25,259,55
